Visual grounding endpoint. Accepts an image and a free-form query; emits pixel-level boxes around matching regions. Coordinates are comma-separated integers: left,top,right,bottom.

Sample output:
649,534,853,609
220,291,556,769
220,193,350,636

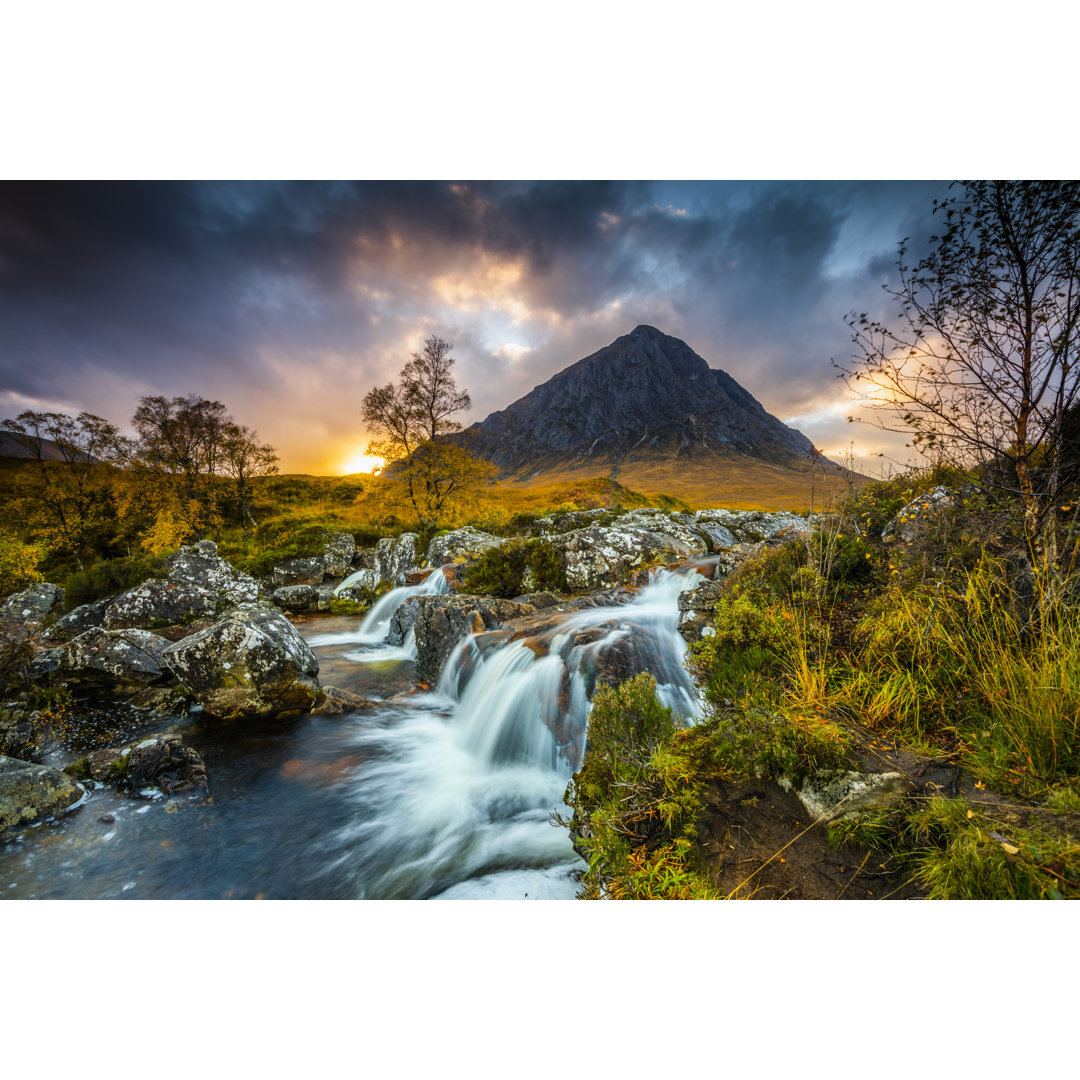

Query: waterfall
307,568,448,651
321,568,703,898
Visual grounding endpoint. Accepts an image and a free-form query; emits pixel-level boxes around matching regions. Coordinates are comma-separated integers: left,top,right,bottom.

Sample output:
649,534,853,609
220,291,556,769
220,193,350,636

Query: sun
340,451,385,475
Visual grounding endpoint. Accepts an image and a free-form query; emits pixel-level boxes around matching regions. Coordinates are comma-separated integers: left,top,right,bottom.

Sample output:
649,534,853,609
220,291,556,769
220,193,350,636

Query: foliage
462,537,567,597
568,673,717,899
0,531,45,597
63,553,170,609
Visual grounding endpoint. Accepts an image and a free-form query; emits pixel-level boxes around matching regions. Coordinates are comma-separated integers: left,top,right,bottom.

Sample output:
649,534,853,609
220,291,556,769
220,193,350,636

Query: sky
0,180,952,476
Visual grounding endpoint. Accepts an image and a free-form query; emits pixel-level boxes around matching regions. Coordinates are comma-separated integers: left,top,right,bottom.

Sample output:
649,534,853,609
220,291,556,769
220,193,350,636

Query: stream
0,571,701,900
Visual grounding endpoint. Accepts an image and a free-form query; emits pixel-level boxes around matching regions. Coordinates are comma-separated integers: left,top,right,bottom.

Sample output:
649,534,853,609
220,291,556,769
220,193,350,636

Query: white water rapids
316,569,703,899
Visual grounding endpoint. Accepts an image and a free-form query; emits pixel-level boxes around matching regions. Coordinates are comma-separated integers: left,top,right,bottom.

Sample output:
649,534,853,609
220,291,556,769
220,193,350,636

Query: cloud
0,180,951,473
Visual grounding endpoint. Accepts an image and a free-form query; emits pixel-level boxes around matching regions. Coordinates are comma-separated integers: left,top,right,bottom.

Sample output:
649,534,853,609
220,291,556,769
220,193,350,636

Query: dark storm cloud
0,179,951,471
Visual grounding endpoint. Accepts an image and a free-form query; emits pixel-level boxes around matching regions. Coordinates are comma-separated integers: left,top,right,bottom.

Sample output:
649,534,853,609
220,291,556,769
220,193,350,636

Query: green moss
463,538,568,597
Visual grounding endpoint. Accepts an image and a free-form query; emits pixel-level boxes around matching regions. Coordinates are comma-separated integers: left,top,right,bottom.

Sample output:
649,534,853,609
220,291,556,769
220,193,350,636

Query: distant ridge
457,326,847,505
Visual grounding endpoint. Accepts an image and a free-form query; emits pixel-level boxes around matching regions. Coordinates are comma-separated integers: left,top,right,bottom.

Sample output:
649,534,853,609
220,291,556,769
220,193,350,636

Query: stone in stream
162,603,320,720
0,755,84,834
373,533,419,585
59,627,173,686
85,734,208,797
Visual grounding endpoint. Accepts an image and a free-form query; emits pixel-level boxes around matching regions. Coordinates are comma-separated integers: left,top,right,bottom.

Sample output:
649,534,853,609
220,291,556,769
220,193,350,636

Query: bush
0,532,44,599
462,538,567,597
63,553,170,609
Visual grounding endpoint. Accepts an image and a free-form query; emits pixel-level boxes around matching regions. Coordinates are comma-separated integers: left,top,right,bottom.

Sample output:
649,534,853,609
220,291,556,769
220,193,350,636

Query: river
0,571,701,899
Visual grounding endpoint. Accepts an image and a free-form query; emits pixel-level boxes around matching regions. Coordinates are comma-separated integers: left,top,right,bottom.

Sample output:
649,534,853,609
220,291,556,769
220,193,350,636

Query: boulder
511,591,564,610
0,755,84,833
162,603,320,720
425,526,503,567
412,594,536,683
881,486,956,543
535,508,615,537
104,579,215,630
60,627,172,686
42,598,110,642
335,569,378,600
272,556,325,587
0,582,64,633
166,540,259,605
322,532,357,577
272,584,318,612
782,770,914,822
87,734,208,796
386,595,425,647
694,509,810,545
27,647,63,683
374,533,419,585
550,511,708,591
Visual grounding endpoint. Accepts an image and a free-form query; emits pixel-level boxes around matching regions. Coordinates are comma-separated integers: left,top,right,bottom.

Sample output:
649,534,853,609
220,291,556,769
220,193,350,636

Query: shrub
63,553,170,609
462,538,567,597
0,532,44,599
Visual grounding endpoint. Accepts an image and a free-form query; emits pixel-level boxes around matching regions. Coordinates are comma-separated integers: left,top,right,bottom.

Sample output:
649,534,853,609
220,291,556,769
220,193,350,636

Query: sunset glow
340,451,385,475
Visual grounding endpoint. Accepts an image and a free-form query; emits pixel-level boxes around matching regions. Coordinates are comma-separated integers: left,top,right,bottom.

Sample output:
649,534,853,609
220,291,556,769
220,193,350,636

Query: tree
219,423,279,531
842,181,1080,542
0,410,130,568
362,335,492,526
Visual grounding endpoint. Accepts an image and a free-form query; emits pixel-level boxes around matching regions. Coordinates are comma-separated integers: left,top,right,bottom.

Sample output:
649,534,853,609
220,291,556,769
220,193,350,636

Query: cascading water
0,567,703,900
317,568,703,899
307,567,448,660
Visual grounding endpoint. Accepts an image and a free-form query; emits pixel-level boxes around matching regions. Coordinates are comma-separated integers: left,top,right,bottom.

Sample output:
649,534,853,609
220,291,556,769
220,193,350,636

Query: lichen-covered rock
0,754,84,834
162,603,320,720
272,556,325,587
412,594,536,683
0,582,64,631
694,509,809,544
535,508,615,537
322,532,356,577
42,598,110,642
374,533,419,585
27,646,63,682
166,540,259,605
60,627,172,686
386,594,425,647
87,734,208,796
425,526,503,567
782,770,914,822
881,486,956,543
550,510,708,591
104,579,215,630
272,584,318,612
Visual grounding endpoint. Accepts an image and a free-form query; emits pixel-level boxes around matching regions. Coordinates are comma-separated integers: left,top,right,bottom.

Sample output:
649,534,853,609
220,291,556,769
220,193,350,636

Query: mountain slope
459,325,847,506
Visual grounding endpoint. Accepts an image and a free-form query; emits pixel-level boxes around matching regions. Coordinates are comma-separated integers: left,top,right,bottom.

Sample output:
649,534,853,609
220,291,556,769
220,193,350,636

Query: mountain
0,431,96,463
458,325,842,505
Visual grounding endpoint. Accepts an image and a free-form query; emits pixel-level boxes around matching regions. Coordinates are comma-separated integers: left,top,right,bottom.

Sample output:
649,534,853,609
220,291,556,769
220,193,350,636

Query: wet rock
0,754,84,833
272,584,318,612
386,595,424,647
677,580,726,642
412,594,536,684
42,598,110,642
60,627,172,686
88,734,208,796
311,685,379,716
782,770,914,822
374,533,419,585
162,603,320,720
881,486,956,543
272,556,325,587
425,526,503,567
104,579,215,630
166,541,259,605
0,582,64,633
335,569,378,600
322,532,356,577
512,591,564,609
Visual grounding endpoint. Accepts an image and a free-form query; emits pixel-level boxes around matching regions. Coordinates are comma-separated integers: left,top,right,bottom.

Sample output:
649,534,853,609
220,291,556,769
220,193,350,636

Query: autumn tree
842,181,1080,544
0,410,130,568
362,335,494,526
